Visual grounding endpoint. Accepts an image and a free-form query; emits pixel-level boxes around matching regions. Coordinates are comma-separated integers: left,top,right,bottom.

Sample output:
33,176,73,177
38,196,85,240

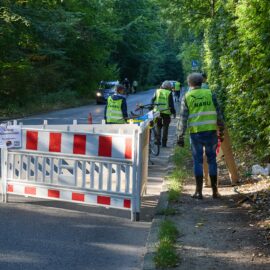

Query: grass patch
167,140,192,203
154,138,193,268
154,220,179,268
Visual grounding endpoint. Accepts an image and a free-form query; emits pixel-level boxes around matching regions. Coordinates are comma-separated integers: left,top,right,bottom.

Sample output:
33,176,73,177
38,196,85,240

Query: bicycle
129,103,165,158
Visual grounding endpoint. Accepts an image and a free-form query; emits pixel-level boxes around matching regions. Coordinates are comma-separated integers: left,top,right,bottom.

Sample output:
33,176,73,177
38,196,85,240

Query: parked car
96,81,118,104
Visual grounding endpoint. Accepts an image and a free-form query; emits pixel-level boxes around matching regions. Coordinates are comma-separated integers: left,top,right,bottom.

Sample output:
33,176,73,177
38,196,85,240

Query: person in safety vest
104,84,128,124
177,73,225,199
174,80,181,102
152,80,176,147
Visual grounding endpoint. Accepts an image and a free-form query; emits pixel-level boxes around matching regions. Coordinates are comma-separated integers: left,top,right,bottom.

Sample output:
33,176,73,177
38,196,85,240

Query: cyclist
177,73,225,199
104,84,128,124
151,80,176,147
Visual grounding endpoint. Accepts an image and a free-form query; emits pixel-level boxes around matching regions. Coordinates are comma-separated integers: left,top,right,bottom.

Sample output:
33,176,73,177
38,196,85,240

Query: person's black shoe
191,192,203,199
154,140,161,146
210,175,221,199
191,176,203,199
162,143,167,147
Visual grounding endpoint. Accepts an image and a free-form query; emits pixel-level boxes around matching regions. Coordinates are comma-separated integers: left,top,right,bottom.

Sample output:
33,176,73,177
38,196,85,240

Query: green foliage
158,220,178,243
0,0,184,115
204,0,270,160
160,0,270,161
154,220,179,268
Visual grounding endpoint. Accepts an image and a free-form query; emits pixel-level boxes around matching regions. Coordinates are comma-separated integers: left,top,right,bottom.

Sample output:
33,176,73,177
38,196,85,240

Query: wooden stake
220,128,239,185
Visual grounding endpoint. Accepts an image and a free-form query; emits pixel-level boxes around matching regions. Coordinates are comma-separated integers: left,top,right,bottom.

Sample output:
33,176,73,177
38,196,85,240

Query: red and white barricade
1,122,150,221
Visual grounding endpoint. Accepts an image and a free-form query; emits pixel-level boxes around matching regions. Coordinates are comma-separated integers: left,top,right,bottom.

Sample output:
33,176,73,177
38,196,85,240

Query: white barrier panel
1,121,150,221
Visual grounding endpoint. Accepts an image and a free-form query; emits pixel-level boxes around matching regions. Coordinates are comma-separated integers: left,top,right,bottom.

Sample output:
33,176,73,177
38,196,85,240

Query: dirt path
173,179,270,270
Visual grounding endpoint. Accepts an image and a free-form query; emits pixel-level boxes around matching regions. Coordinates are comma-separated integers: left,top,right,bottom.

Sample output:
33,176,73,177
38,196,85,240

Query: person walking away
104,84,128,124
176,73,225,199
123,78,130,95
152,80,176,147
174,80,181,102
132,80,138,94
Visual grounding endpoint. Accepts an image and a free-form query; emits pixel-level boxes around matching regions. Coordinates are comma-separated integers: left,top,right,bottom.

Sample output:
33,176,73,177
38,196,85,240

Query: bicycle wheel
149,128,160,156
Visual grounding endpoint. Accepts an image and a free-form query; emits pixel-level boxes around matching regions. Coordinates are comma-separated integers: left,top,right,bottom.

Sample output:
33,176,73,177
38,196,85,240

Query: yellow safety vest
185,89,217,133
106,97,125,124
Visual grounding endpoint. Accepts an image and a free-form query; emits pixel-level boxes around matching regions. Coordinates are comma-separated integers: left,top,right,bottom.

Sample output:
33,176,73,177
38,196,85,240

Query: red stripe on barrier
124,199,131,209
7,184,13,193
97,195,111,205
49,133,62,152
72,192,85,202
98,136,112,157
25,186,36,195
26,131,38,150
73,134,86,155
48,189,60,198
125,138,132,159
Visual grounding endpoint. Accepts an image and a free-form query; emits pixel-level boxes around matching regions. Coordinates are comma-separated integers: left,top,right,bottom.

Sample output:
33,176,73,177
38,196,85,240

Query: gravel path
174,180,270,270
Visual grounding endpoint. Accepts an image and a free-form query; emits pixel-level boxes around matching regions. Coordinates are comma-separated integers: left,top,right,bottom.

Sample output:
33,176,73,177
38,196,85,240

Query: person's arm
212,92,225,141
168,92,176,115
177,95,189,137
151,92,157,104
104,103,107,123
212,93,225,129
121,97,128,120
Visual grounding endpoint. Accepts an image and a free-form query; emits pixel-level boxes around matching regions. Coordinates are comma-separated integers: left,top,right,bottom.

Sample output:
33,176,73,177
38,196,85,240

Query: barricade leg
132,212,140,221
1,149,7,203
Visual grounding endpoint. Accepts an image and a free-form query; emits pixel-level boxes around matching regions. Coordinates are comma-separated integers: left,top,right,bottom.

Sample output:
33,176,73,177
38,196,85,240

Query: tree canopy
0,0,269,160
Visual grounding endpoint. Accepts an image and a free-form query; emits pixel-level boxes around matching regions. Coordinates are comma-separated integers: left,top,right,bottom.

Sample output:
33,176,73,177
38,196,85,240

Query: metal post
1,149,8,202
132,129,140,221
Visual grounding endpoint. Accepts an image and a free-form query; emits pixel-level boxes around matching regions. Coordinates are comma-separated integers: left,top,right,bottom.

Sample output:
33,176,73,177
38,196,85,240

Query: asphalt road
0,89,163,270
16,90,155,125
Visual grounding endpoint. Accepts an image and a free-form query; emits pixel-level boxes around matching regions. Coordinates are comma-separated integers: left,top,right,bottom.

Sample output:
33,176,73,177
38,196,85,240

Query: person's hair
116,84,125,92
187,73,203,87
161,80,172,89
201,73,207,79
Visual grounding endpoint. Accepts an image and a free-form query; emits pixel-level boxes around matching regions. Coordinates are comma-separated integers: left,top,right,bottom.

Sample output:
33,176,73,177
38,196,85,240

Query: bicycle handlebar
135,103,165,111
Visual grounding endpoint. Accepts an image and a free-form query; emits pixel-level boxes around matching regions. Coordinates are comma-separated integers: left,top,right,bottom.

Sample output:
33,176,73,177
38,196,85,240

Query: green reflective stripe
107,110,123,115
189,120,217,127
188,111,217,119
108,115,123,119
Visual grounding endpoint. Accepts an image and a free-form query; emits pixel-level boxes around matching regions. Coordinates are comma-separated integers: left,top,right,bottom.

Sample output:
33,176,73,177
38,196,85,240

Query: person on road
132,80,138,94
123,78,130,95
104,84,128,124
174,80,181,102
177,73,225,199
152,80,176,147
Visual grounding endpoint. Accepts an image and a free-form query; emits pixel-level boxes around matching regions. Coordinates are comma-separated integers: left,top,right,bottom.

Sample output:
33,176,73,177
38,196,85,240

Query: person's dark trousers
190,131,218,177
156,114,171,147
174,90,180,101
